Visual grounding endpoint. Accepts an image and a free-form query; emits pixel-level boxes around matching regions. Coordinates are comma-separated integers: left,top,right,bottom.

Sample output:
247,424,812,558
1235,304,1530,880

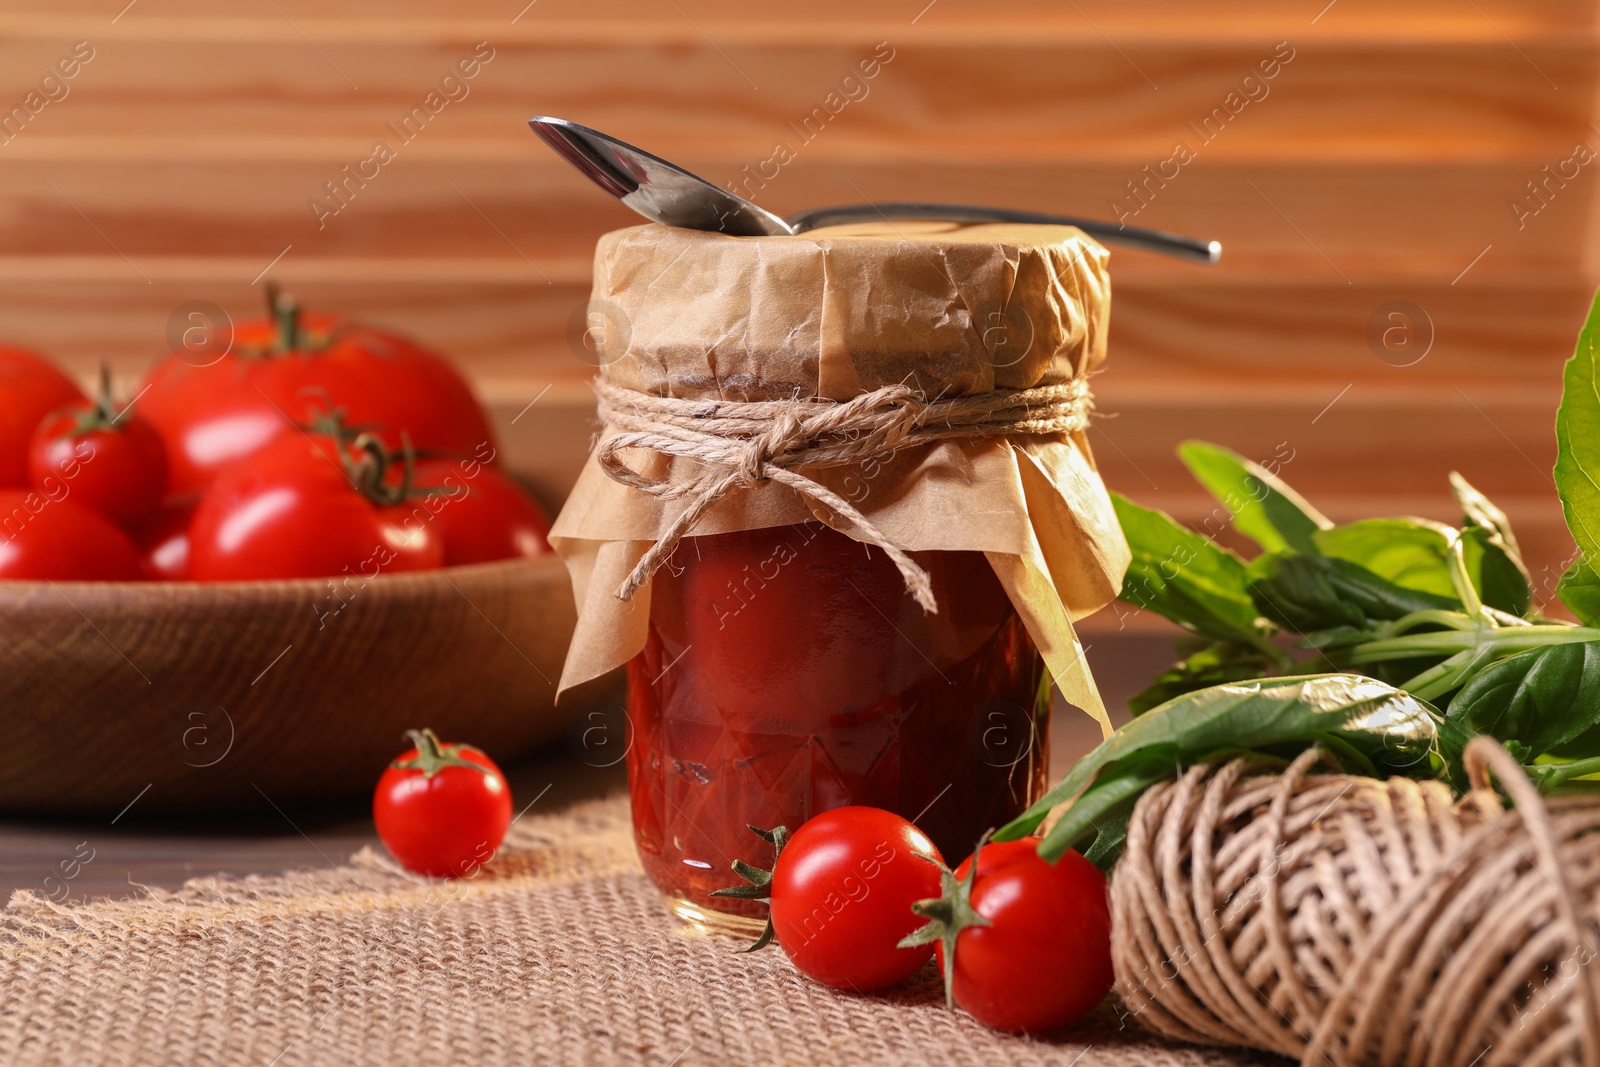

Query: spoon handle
784,202,1220,264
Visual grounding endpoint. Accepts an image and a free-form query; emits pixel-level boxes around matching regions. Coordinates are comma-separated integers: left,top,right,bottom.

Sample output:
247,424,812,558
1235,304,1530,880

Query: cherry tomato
133,497,196,580
28,372,168,529
187,424,442,581
139,291,497,494
764,807,946,991
0,347,83,487
0,490,144,580
930,837,1113,1033
411,458,551,566
373,728,512,878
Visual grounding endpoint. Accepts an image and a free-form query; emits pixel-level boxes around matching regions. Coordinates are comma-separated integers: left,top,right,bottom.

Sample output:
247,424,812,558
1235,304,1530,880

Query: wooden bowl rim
0,554,571,607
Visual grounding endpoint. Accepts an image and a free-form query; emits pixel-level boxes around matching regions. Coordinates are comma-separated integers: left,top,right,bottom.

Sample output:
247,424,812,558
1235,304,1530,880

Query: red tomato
410,458,551,566
187,427,442,581
0,490,144,580
764,807,946,991
139,295,497,494
133,498,196,580
373,728,512,877
28,381,168,529
931,838,1113,1033
0,347,83,487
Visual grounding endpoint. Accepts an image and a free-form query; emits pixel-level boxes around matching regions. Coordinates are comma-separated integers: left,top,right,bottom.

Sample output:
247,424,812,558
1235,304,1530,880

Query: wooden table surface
0,628,1175,904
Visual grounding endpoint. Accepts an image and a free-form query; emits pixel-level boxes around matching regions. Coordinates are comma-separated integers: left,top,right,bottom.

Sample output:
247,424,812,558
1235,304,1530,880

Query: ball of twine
1111,739,1600,1067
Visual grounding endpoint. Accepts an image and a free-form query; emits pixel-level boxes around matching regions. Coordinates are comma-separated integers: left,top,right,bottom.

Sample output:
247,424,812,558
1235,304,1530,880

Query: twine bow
594,378,1093,611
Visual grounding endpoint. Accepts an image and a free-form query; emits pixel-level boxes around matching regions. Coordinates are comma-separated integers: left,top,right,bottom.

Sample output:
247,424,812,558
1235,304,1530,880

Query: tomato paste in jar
549,221,1129,936
626,521,1050,923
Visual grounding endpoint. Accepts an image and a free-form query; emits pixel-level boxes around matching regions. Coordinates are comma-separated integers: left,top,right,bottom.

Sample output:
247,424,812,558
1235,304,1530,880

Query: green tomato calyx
709,823,789,953
898,834,994,1011
390,728,493,779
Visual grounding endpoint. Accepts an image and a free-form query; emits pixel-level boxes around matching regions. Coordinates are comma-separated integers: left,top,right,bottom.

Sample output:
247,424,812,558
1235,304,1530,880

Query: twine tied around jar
593,378,1093,611
1111,738,1600,1067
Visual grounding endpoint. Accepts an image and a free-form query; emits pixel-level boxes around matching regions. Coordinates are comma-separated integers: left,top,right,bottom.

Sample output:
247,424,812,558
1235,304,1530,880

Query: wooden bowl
0,556,598,817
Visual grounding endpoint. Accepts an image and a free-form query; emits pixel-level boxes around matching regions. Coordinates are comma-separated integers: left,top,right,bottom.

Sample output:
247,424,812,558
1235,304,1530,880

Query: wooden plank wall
0,0,1595,622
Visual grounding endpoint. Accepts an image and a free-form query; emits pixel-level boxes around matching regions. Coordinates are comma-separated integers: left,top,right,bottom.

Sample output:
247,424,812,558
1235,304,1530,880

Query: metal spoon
529,116,1220,265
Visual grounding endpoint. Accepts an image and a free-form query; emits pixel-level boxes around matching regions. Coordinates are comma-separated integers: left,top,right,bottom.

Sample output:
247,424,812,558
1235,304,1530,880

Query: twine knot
593,378,1093,611
739,409,804,486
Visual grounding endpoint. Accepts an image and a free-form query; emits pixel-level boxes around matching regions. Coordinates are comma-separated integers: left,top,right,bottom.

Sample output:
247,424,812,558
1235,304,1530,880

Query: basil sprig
1012,286,1600,868
998,675,1447,863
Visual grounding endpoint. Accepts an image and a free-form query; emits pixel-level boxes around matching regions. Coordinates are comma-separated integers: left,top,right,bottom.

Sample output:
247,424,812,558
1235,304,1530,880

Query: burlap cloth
0,795,1272,1067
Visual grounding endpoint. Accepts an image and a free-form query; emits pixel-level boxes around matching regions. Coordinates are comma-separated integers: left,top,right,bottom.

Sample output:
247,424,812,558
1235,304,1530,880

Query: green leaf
1445,640,1600,759
998,674,1442,861
1080,807,1134,871
1111,493,1271,649
1451,472,1525,558
1554,286,1600,573
1177,440,1332,555
1461,526,1531,617
1314,516,1527,616
1314,518,1460,600
1127,640,1278,716
1432,714,1481,792
1559,557,1600,628
1249,553,1458,634
1038,747,1180,871
1448,474,1532,615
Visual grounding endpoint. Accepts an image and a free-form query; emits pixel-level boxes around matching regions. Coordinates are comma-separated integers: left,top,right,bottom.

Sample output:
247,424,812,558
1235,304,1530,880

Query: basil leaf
1432,714,1482,792
1560,557,1600,628
1554,286,1600,569
1314,518,1460,600
1249,553,1457,634
999,674,1442,859
1041,747,1179,871
1314,516,1527,616
1127,640,1278,716
1177,440,1332,555
1461,526,1532,617
1112,493,1269,648
1451,471,1524,555
1080,807,1134,871
1446,640,1600,759
1451,472,1531,611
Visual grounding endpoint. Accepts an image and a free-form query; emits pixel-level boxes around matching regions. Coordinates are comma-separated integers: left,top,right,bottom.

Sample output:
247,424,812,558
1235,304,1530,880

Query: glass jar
625,520,1050,933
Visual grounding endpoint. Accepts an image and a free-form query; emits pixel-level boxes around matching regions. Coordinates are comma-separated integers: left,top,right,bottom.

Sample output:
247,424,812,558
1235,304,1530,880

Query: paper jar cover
549,220,1131,735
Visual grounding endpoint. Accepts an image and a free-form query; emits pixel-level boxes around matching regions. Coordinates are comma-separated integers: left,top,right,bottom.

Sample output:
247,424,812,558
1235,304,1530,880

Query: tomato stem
898,833,995,1011
265,281,303,353
348,430,432,508
389,728,493,779
300,400,439,510
94,363,117,422
58,363,129,439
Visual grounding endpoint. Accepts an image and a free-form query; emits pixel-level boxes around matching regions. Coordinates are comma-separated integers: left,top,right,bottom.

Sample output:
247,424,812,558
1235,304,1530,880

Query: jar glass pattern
625,521,1050,932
